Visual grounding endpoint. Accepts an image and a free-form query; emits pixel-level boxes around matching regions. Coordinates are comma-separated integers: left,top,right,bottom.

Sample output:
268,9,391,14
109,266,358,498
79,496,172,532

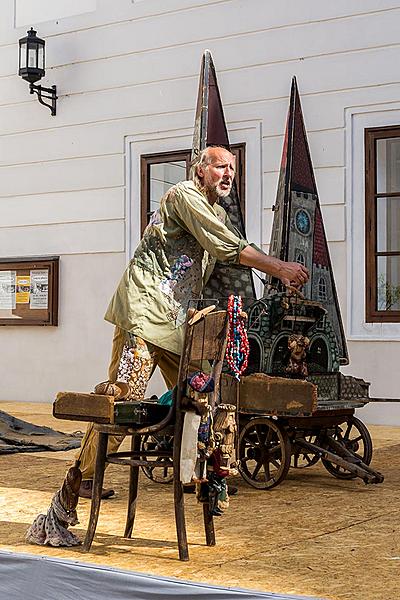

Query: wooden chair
83,308,229,561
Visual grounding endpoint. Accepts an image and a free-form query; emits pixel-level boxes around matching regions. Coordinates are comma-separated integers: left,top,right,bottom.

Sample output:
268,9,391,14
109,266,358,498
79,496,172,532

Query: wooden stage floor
0,401,399,600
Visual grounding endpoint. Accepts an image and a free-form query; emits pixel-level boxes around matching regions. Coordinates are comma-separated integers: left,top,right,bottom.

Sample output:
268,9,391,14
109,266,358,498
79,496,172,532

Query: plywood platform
1,401,399,600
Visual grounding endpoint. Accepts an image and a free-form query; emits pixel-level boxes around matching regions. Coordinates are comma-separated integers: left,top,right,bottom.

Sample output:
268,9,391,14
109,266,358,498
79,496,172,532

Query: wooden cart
136,372,384,491
218,371,384,490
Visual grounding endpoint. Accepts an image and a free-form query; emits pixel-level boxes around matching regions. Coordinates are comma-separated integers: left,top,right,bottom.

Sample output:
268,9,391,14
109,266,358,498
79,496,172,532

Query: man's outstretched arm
239,245,309,287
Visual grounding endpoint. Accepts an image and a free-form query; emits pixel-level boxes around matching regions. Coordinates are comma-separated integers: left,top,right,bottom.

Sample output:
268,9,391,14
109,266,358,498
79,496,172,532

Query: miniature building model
246,78,350,379
192,53,368,405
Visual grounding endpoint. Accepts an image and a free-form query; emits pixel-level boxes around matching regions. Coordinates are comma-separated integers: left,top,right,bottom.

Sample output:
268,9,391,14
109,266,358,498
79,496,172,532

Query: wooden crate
53,392,114,424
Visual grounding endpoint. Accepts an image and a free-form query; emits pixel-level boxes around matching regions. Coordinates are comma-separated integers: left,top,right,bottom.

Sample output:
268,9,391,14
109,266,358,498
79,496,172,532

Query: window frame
365,125,400,323
140,144,246,235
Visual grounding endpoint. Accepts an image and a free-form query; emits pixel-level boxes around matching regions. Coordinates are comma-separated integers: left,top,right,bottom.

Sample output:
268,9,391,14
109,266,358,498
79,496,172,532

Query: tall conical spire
193,50,256,303
267,77,348,364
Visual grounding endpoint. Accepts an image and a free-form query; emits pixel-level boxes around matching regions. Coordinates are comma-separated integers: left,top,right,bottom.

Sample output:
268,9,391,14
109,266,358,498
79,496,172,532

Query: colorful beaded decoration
225,295,249,380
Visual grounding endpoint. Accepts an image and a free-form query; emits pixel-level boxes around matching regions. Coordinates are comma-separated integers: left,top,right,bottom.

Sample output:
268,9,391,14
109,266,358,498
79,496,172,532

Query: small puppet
285,334,310,378
180,371,215,484
188,371,215,483
26,464,82,547
183,371,215,416
205,403,238,516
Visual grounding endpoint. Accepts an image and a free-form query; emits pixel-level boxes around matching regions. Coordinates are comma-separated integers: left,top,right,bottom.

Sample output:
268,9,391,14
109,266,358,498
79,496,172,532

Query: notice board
0,256,59,325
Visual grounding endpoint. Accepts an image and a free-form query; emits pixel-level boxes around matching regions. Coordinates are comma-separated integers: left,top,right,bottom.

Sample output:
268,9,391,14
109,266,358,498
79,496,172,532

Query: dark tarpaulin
0,409,81,454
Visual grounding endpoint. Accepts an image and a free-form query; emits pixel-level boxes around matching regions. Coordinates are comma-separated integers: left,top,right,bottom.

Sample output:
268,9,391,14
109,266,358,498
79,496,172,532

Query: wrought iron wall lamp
18,28,57,116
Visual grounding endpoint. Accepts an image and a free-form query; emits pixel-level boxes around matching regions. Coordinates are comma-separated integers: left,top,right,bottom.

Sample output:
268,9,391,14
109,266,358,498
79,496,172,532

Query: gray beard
205,183,231,204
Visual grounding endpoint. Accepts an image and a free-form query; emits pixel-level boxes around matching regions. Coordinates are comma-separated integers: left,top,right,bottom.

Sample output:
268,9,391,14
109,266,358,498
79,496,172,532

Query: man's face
197,148,236,202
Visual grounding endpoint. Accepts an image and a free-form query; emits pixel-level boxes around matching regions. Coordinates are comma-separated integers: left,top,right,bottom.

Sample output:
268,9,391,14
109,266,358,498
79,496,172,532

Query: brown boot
79,479,115,500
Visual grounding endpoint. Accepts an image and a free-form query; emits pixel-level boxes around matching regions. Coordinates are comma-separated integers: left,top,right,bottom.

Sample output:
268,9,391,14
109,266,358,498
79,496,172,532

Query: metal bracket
29,82,57,116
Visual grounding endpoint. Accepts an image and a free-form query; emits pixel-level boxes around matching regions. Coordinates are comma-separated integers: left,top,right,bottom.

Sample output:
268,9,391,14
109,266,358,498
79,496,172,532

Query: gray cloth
0,551,325,600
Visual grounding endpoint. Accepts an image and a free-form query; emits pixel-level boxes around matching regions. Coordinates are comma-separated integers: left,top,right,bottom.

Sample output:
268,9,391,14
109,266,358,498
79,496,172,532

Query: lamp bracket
29,83,57,116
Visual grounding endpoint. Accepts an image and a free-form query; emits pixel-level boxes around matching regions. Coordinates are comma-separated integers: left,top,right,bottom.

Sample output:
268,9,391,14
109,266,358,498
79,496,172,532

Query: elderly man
77,146,309,498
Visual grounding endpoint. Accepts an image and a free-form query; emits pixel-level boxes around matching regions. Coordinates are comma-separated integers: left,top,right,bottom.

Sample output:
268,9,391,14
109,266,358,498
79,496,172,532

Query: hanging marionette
202,403,238,516
180,371,215,484
196,295,247,515
188,371,215,483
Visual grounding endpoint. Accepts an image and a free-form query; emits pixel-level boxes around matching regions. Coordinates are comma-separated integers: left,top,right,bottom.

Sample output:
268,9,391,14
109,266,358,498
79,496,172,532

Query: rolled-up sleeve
170,184,248,263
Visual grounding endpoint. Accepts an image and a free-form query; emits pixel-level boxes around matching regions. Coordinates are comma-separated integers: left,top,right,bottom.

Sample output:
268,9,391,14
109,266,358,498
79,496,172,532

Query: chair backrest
178,309,229,407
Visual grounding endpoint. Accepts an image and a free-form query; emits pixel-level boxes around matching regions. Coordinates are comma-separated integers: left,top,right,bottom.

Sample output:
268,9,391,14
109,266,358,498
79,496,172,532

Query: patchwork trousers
76,326,182,479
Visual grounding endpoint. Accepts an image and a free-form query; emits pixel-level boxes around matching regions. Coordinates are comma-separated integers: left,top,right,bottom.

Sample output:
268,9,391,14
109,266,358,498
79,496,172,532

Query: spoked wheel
321,416,373,480
291,433,320,468
238,417,291,489
140,434,174,484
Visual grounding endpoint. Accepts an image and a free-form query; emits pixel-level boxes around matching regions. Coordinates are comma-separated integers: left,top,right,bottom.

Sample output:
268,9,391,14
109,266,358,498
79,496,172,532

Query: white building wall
0,0,399,422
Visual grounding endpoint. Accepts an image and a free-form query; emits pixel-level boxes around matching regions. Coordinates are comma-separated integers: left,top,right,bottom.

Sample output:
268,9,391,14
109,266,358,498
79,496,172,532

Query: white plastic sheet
0,551,325,600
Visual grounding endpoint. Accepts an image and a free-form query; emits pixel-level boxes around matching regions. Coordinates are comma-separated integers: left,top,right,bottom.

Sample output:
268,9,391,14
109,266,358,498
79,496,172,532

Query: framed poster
0,256,59,326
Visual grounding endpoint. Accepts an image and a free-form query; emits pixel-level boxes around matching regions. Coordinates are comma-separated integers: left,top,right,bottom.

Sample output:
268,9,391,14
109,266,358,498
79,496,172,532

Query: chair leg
83,431,108,551
173,408,189,561
203,503,216,546
174,477,189,561
124,435,140,538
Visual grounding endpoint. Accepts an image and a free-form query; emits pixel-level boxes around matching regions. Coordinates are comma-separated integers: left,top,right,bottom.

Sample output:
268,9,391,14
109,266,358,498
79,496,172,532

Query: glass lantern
19,28,45,84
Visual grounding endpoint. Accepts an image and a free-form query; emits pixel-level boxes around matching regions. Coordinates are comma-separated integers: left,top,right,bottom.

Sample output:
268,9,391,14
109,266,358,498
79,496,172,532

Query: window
365,126,400,322
318,276,327,301
140,144,246,234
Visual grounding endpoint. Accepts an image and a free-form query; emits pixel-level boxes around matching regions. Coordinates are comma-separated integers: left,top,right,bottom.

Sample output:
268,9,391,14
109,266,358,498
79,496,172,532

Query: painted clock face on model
295,209,311,235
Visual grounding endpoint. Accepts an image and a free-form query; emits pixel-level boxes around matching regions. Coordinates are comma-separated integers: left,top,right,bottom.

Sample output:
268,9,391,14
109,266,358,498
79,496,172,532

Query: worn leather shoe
93,380,130,400
79,479,115,499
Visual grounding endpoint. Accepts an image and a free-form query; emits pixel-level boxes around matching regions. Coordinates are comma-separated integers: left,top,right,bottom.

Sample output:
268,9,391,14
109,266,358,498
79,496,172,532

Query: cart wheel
238,417,291,489
291,434,321,468
140,434,174,484
321,416,373,480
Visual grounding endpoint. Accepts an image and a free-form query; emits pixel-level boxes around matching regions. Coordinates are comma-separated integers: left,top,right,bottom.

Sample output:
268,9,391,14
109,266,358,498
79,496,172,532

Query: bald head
192,146,236,204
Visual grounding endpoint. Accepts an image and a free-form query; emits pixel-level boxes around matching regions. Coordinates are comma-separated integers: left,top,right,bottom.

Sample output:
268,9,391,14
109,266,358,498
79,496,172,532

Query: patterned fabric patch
117,336,154,401
148,209,162,226
160,254,194,297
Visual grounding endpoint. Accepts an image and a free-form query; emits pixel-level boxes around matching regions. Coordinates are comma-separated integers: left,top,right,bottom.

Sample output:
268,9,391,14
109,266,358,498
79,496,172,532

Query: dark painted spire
193,50,256,303
267,77,348,364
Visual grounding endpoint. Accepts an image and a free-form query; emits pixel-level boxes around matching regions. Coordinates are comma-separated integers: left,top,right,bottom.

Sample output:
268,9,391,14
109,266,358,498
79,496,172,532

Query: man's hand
239,246,309,287
276,261,309,287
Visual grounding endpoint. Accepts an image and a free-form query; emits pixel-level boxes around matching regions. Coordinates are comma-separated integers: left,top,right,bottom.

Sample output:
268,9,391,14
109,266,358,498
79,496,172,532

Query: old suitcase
113,400,170,425
220,373,318,416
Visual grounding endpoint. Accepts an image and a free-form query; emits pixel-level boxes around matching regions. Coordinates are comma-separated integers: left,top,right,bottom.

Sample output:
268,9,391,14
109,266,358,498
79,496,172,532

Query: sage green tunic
104,181,249,354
